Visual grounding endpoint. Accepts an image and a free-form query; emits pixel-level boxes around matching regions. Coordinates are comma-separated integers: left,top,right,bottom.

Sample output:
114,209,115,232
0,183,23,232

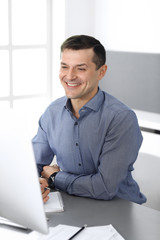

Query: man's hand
41,165,60,179
39,177,50,203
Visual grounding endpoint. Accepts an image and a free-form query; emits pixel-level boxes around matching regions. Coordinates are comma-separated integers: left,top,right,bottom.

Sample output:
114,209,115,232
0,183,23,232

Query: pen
68,224,87,240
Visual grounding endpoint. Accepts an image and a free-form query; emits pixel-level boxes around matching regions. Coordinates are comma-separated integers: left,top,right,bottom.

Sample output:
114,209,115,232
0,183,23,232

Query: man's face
59,48,106,103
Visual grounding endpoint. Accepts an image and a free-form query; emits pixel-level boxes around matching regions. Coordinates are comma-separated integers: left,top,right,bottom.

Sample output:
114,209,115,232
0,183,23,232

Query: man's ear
98,64,107,80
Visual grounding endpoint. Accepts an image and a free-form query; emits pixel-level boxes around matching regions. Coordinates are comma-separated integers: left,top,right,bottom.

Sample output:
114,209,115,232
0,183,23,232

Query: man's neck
71,99,85,119
70,89,99,118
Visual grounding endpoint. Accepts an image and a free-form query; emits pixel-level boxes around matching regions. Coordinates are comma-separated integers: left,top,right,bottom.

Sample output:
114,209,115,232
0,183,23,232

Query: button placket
74,121,83,169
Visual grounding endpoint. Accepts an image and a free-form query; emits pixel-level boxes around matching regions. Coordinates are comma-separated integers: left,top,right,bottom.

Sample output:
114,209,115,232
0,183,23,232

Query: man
32,35,146,204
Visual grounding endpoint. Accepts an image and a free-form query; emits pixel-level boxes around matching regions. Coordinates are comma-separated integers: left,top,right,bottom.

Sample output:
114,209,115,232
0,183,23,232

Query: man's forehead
60,48,94,65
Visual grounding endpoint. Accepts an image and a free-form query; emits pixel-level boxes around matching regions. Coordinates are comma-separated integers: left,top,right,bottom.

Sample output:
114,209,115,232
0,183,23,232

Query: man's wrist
48,172,58,189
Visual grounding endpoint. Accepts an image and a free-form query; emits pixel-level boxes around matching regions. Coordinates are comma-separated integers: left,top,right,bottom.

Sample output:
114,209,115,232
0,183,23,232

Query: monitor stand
0,217,28,231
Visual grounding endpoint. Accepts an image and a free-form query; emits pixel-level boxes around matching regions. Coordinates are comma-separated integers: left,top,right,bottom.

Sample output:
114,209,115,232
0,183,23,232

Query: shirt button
78,163,81,166
76,143,79,146
75,122,78,125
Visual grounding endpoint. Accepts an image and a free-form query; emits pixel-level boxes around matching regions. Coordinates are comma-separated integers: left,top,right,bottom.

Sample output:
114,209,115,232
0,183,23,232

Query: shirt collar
65,88,104,112
65,98,72,112
85,88,104,112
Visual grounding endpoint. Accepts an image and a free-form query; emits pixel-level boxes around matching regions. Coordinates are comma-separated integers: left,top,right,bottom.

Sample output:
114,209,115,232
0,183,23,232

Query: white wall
51,0,65,100
65,0,95,38
94,0,160,53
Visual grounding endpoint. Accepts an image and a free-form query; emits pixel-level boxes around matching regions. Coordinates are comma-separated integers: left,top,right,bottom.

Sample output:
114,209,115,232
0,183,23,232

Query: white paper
28,225,79,240
28,224,125,240
44,191,64,213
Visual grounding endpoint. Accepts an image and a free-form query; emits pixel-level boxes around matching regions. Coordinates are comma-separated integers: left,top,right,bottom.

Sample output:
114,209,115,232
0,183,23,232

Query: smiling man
32,35,146,204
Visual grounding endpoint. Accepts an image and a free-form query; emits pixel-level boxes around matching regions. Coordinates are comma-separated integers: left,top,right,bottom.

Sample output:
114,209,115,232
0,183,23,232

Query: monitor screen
0,110,48,234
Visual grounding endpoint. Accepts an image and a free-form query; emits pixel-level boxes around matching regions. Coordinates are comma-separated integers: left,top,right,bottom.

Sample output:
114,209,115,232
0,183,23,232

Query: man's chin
65,90,80,100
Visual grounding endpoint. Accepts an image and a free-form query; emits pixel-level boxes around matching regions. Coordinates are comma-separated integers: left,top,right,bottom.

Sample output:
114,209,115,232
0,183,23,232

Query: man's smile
65,82,81,87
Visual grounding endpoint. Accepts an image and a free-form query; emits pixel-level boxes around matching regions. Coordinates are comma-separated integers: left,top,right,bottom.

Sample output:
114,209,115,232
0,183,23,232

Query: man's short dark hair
61,35,106,70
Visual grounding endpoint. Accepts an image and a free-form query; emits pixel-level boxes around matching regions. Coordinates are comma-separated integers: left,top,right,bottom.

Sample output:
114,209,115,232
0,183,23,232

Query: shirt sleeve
32,116,54,176
54,110,143,200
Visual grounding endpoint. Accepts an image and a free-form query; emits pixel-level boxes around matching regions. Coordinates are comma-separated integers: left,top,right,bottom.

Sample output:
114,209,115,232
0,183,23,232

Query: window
0,0,51,114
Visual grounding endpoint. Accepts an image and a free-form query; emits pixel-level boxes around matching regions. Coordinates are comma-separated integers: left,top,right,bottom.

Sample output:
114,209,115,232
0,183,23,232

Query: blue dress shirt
32,89,146,204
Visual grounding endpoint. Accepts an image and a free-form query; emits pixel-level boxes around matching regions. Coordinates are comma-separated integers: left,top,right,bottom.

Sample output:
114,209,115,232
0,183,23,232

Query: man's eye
78,68,86,71
61,66,68,69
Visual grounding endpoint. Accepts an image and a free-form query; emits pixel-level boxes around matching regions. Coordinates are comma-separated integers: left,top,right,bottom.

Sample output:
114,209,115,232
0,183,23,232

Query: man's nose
66,69,76,80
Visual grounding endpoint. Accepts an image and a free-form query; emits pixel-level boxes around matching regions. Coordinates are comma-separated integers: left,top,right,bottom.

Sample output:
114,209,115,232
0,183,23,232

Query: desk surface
47,192,160,240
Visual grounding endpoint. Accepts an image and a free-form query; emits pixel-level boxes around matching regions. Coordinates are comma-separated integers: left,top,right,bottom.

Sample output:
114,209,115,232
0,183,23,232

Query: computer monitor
0,110,48,234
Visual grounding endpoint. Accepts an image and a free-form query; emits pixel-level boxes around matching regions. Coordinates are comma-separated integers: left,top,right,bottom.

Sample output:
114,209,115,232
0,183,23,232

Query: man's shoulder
48,96,67,109
101,91,138,128
42,96,67,118
102,90,132,114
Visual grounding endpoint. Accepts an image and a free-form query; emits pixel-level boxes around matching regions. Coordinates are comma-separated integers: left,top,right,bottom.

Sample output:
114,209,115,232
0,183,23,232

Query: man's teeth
67,83,79,86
